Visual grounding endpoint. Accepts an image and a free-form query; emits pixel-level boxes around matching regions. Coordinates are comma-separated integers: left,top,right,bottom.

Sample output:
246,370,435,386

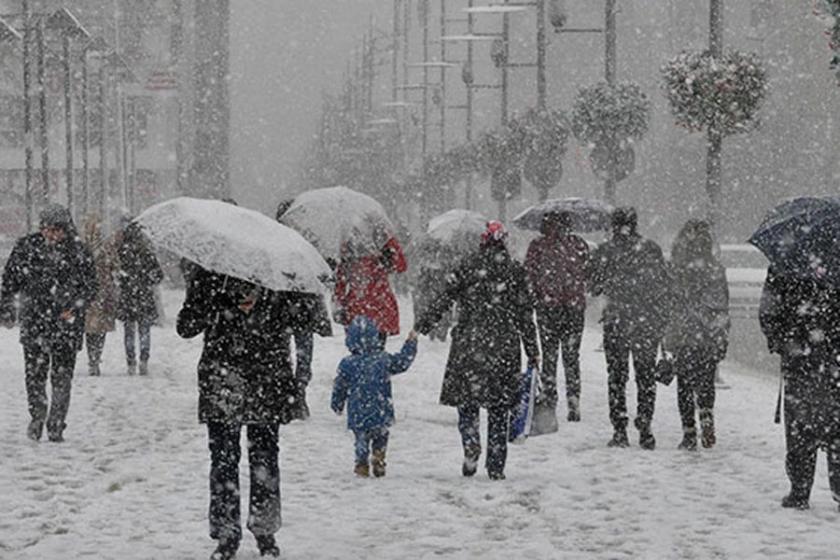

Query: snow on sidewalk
0,290,838,560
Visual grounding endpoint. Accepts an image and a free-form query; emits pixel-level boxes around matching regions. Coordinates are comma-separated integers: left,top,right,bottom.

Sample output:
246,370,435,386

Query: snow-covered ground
1,289,838,560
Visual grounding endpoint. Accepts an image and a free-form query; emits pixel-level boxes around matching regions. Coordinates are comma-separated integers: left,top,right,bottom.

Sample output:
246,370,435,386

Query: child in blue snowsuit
332,315,418,477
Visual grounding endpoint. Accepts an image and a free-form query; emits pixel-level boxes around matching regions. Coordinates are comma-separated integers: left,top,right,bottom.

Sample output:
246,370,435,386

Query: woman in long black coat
117,221,163,375
665,219,730,450
177,267,302,559
415,221,539,480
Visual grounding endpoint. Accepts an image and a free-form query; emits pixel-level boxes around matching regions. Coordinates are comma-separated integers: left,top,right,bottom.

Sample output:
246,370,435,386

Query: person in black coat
0,204,97,442
588,207,670,450
177,267,304,559
664,220,730,450
415,221,539,480
116,220,164,375
759,266,840,512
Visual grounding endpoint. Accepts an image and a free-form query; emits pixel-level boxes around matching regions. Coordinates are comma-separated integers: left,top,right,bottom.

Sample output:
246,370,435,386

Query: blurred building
0,0,214,241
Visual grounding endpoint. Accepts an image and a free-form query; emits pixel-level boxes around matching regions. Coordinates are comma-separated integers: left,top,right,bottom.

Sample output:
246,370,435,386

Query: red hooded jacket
334,237,407,336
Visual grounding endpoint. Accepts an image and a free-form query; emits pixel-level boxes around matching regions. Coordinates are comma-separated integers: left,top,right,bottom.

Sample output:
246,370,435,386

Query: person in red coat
334,236,407,344
524,211,589,424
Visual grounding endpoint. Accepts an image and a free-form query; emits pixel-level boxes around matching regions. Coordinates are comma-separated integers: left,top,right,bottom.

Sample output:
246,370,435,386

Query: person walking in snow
524,210,590,425
587,207,670,450
333,233,407,344
415,221,539,480
759,265,840,512
82,214,118,377
331,315,418,477
178,267,303,559
276,199,333,420
0,204,97,442
116,219,163,376
664,220,730,450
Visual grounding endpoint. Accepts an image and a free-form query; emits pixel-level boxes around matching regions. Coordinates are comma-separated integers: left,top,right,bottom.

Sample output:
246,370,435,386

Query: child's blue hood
345,316,381,355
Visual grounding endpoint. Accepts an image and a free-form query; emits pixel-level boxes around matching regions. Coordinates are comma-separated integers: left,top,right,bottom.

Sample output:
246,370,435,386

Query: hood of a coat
346,315,381,355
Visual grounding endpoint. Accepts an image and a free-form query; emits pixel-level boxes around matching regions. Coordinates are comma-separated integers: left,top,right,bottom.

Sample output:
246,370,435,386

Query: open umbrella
749,196,840,284
279,186,395,262
135,197,331,294
411,209,487,270
512,197,614,232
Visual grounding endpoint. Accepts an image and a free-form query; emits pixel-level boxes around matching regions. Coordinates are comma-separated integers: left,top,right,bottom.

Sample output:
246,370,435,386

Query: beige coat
82,217,118,334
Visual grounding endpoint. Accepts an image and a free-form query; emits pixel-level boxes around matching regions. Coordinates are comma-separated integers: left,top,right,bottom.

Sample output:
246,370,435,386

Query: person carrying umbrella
664,219,730,450
138,197,332,559
524,210,590,425
415,221,539,480
751,196,840,511
334,233,407,344
0,204,97,442
587,207,671,450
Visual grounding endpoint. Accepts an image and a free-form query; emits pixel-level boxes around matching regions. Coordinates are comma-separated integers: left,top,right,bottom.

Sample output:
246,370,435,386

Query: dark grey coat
0,232,97,351
415,244,539,409
176,268,304,424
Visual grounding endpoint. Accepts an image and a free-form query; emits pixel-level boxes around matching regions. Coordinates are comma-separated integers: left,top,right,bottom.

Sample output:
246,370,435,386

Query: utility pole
421,0,429,159
36,17,49,205
62,34,74,215
439,0,446,152
536,0,547,109
392,0,400,104
501,0,510,126
98,62,108,220
80,47,90,216
604,0,617,204
465,0,475,209
707,0,724,232
22,0,33,230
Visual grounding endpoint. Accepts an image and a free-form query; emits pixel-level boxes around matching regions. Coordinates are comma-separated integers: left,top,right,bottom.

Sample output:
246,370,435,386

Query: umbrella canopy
749,196,840,284
279,186,395,262
135,197,331,294
512,197,614,233
411,209,487,270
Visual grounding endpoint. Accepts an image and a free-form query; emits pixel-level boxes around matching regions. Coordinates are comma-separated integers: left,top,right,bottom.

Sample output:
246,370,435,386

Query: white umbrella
512,197,614,233
135,197,331,294
279,186,395,262
427,209,487,244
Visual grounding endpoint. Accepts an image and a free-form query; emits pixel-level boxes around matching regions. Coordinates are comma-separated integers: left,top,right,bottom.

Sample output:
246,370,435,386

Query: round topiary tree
570,81,650,203
662,49,768,227
511,108,570,202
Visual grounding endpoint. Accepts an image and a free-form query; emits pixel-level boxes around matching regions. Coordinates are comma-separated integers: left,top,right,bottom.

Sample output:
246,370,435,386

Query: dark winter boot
567,396,581,423
89,363,100,376
47,422,66,443
27,419,43,442
462,445,480,477
371,449,387,478
354,462,370,478
256,535,280,557
699,409,716,449
678,428,697,451
607,429,630,448
636,418,656,450
210,538,239,560
127,361,137,376
488,471,506,481
138,360,149,376
781,493,810,510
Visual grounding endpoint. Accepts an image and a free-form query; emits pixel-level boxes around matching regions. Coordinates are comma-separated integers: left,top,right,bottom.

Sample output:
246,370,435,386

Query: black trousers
603,321,658,431
782,354,840,504
207,422,281,543
536,304,584,407
86,333,106,368
457,405,508,476
674,346,717,431
24,343,77,435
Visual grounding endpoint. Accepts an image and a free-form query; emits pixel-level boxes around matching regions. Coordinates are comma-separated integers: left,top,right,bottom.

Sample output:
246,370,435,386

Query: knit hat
482,220,508,245
39,204,73,230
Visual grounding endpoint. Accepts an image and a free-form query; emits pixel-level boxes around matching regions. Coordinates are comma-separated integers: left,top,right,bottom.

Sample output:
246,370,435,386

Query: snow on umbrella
411,209,487,269
748,195,840,285
278,186,396,262
512,197,614,233
135,197,331,294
